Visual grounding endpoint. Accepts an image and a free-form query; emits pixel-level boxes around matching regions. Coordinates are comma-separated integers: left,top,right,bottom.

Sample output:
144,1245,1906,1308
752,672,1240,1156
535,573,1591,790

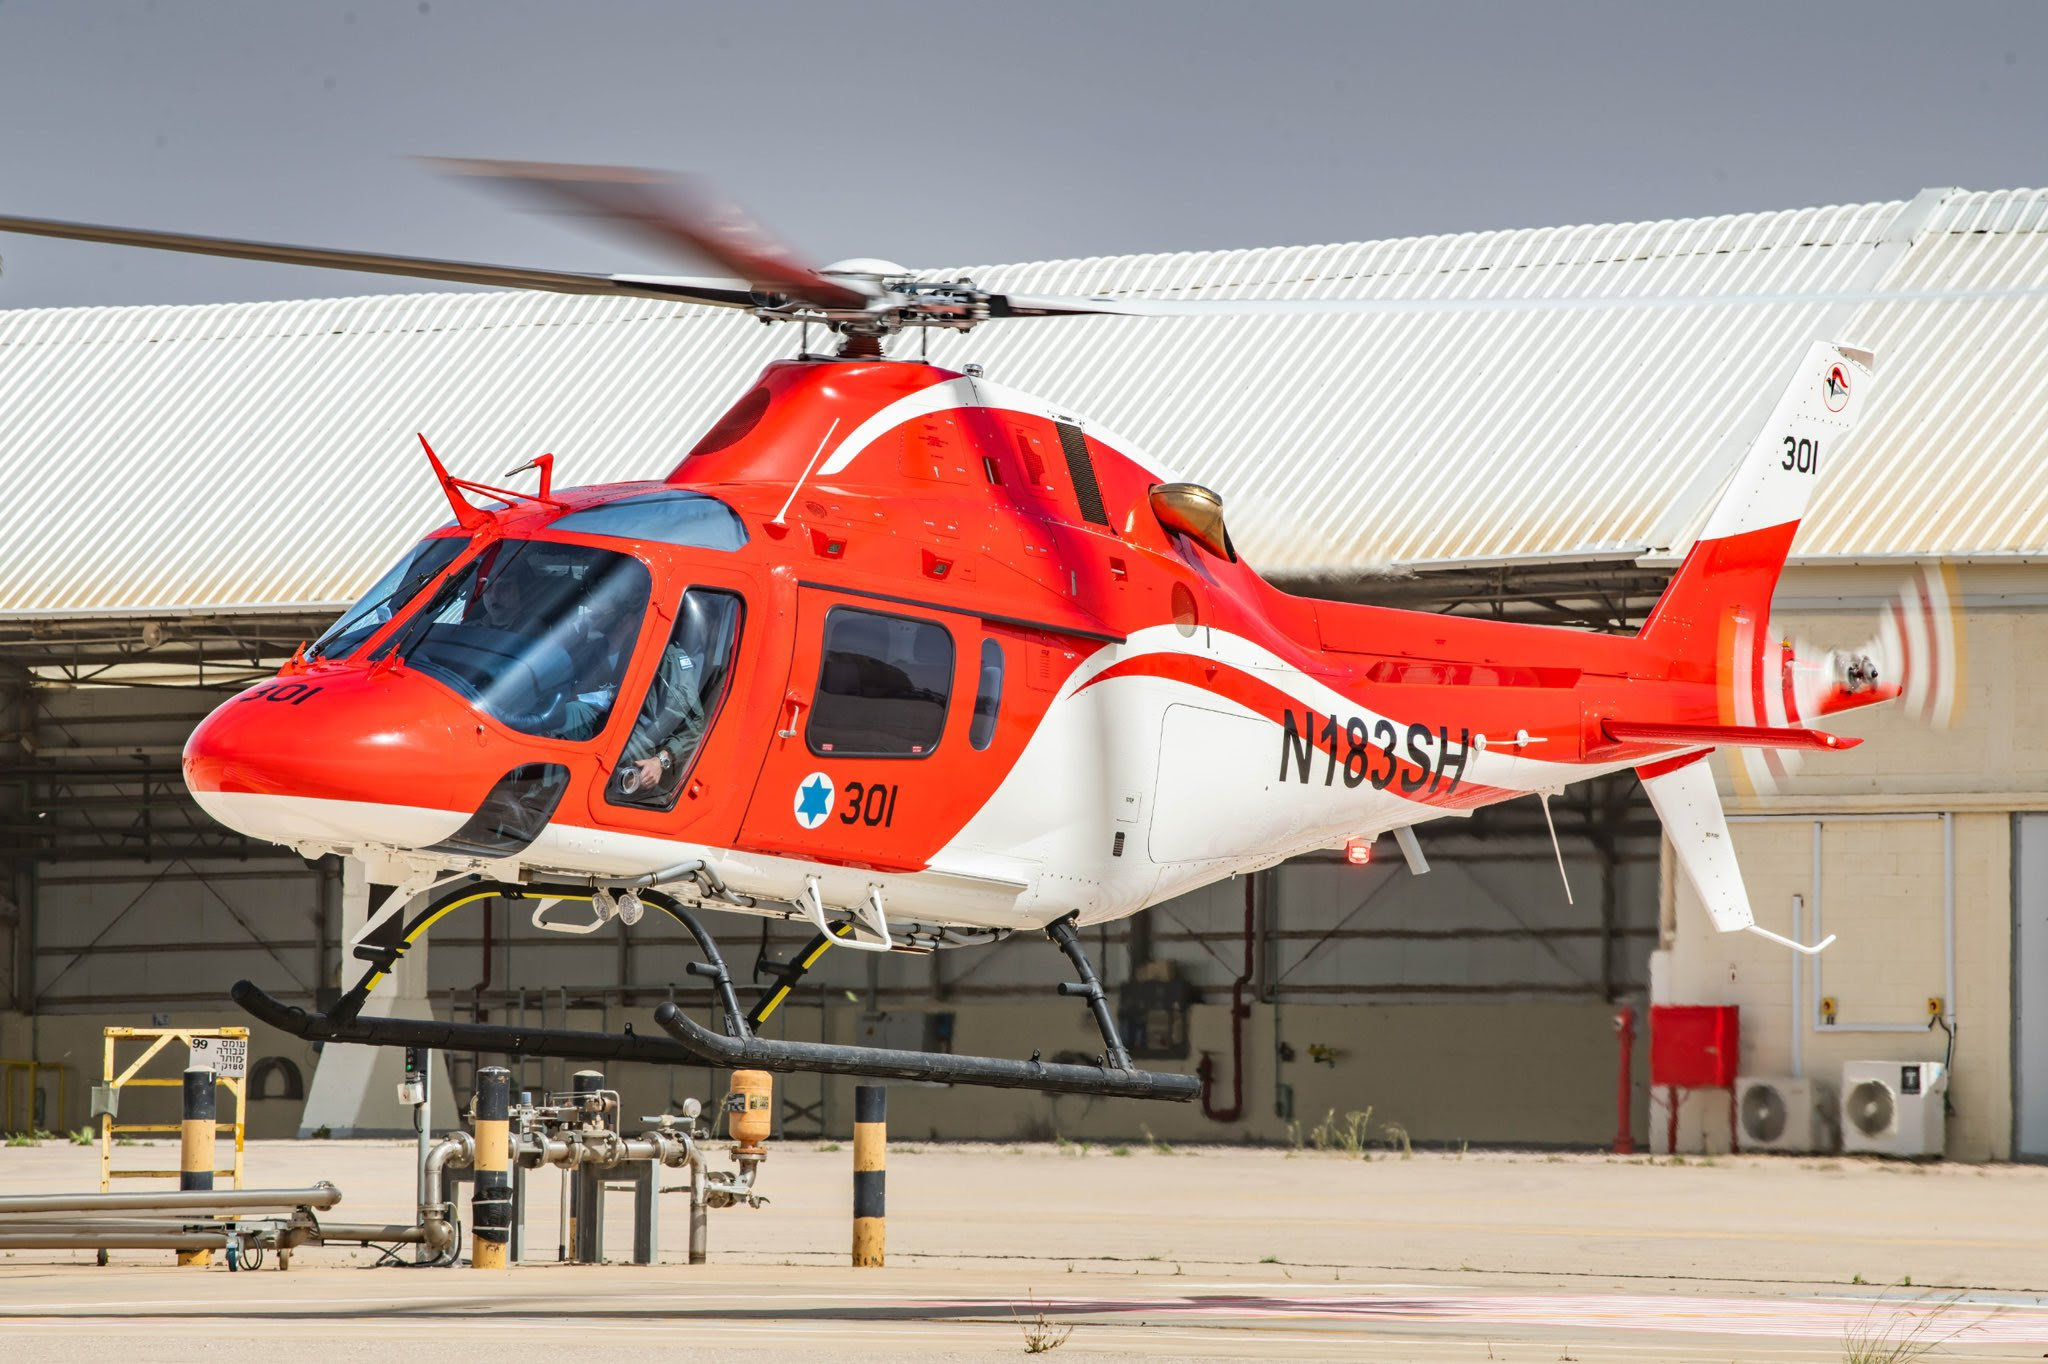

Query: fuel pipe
416,1117,765,1261
1197,874,1254,1123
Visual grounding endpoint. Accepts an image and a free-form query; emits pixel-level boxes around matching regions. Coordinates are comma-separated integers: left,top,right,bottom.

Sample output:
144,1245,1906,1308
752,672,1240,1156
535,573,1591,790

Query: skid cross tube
234,883,1198,1102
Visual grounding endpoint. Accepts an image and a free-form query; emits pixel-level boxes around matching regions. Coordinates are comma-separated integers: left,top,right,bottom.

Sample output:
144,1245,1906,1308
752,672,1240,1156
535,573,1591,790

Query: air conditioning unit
1840,1061,1947,1158
1735,1075,1839,1153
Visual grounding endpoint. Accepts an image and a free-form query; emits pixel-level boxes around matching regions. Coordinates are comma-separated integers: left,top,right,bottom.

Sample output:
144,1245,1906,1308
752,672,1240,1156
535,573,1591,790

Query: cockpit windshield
375,539,652,742
309,535,468,662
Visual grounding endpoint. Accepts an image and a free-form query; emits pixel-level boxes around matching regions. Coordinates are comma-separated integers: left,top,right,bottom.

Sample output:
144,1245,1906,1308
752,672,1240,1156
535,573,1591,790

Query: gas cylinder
726,1069,773,1151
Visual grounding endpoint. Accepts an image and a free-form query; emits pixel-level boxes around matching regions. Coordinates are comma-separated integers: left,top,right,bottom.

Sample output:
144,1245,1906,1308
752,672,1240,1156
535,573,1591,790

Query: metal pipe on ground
688,1158,708,1266
0,1185,341,1217
418,1132,473,1254
0,1233,237,1251
312,1223,429,1244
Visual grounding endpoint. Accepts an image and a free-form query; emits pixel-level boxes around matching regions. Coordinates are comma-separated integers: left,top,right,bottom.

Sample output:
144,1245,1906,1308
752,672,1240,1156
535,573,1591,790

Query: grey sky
1,0,2043,309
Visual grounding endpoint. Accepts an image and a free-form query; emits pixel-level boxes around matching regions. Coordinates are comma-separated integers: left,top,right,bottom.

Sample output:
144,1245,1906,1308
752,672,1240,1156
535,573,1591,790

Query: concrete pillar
297,857,453,1137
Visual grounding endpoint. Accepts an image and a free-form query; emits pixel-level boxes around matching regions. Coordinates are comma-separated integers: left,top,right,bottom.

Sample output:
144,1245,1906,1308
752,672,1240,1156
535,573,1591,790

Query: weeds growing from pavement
1308,1107,1374,1157
1840,1286,1995,1363
1012,1296,1072,1354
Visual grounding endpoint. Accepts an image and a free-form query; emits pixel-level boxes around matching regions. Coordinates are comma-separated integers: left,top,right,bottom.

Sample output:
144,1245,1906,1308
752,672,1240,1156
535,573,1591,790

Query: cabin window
551,490,749,551
969,638,1004,750
606,588,745,809
807,608,954,758
309,535,468,661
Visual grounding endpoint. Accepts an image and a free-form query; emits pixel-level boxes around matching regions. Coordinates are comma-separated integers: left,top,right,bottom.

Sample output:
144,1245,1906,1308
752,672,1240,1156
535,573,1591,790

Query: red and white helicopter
0,165,1955,1101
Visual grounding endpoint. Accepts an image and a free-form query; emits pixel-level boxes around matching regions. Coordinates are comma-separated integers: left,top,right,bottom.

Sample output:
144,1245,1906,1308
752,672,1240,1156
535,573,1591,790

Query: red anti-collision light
1344,837,1374,866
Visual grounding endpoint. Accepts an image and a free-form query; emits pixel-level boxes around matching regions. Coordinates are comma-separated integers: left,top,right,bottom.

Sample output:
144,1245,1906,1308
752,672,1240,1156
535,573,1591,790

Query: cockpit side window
969,638,1004,750
375,539,652,742
309,535,468,661
807,608,955,758
606,588,745,809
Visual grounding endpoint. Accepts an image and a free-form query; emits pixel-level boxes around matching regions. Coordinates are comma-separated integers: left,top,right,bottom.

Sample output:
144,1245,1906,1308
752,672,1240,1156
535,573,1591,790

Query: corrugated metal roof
2,187,2044,617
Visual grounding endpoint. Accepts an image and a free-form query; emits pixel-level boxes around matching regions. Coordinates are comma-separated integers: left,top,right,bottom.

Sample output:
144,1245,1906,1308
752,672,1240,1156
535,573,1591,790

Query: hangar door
2020,815,2048,1161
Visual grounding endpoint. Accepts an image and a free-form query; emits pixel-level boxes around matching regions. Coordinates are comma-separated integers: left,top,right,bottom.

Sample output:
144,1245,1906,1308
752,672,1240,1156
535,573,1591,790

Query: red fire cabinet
1648,1004,1739,1151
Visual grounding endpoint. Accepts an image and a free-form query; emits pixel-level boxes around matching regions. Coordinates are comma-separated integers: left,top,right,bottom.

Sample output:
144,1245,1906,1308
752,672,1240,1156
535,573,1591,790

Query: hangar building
0,186,2043,1158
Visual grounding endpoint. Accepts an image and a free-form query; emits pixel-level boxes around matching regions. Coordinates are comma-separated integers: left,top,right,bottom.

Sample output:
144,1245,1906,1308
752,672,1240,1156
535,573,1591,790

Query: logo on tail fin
1823,363,1851,412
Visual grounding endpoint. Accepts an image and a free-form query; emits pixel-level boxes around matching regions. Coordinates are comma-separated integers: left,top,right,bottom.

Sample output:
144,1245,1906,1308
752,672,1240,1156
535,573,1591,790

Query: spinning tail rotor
1728,563,1963,796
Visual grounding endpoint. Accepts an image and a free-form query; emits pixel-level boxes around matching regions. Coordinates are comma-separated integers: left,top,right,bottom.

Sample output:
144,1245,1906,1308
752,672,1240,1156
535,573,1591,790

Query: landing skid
233,882,1198,1103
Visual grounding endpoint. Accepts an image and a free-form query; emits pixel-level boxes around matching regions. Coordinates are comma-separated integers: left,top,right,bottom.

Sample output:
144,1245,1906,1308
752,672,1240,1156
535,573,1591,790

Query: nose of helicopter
183,670,504,851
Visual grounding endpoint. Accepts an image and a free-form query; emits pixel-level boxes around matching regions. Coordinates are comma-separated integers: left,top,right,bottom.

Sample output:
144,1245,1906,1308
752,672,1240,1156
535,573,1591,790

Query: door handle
777,690,806,740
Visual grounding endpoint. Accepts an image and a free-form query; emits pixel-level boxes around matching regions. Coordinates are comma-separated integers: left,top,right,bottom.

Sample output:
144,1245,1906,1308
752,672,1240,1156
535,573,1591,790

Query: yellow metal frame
98,1027,247,1191
1,1059,68,1134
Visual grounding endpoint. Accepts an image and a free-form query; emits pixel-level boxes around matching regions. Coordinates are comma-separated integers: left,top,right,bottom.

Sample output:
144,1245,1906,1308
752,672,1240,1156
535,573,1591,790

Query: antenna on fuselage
768,418,842,529
1538,791,1574,906
503,452,555,500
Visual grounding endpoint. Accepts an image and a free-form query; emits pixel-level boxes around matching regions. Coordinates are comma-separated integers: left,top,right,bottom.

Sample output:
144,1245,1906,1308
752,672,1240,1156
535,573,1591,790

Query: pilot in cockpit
608,589,743,801
559,582,645,743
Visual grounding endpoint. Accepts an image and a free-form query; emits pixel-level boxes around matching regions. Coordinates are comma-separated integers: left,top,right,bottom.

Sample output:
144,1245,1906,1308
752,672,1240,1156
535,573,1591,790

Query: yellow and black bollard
177,1064,215,1267
471,1066,511,1270
851,1084,885,1268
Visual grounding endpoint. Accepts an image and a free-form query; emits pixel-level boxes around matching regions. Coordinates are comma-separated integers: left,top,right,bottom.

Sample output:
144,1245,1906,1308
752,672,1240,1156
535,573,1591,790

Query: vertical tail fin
1635,342,1871,954
1639,341,1875,670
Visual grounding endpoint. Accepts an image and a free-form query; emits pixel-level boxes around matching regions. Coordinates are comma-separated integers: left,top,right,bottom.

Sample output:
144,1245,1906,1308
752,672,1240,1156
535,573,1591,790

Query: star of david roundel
793,772,835,829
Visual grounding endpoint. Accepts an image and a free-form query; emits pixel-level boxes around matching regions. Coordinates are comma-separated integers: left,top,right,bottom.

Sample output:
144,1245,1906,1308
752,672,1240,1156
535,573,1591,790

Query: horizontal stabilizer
1603,720,1861,752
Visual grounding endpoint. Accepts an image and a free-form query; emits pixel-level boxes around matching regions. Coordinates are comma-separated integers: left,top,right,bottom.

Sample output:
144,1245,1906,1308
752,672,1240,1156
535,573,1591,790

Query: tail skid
1638,755,1835,954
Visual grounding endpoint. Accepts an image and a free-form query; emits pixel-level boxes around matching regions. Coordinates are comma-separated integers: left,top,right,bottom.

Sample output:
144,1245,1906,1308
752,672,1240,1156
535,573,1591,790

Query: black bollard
472,1067,511,1270
177,1065,216,1267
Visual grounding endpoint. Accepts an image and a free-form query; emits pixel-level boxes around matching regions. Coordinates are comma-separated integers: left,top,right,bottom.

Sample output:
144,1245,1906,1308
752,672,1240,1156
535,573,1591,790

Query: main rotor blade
993,282,2048,319
0,212,763,308
428,157,873,312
